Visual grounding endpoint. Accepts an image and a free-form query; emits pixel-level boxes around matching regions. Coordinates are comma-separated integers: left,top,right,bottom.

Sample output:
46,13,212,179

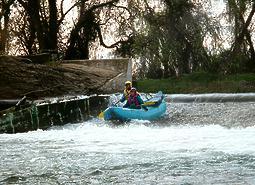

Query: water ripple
1,101,255,184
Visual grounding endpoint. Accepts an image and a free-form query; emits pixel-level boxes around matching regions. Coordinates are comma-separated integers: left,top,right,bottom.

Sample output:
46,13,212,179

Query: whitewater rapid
1,99,255,184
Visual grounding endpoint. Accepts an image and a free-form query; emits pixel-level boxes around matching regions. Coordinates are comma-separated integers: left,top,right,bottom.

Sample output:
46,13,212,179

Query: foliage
4,0,132,59
1,0,255,77
129,0,217,78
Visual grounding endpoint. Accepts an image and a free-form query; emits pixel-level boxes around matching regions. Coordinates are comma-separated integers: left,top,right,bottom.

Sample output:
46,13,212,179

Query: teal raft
102,91,167,121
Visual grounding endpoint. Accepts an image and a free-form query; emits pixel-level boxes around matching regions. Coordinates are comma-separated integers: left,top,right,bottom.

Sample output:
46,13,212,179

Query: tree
0,0,15,54
226,0,255,73
64,0,133,59
15,0,86,55
12,0,131,59
130,0,213,78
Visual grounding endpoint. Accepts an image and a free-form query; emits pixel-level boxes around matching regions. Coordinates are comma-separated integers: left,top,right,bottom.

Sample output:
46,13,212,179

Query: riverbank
135,72,255,94
0,56,130,99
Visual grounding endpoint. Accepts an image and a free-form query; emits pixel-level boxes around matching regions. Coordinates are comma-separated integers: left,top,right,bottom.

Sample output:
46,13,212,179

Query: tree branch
58,0,89,26
16,0,27,10
232,2,255,53
0,0,15,19
84,0,120,14
111,4,132,16
95,23,128,49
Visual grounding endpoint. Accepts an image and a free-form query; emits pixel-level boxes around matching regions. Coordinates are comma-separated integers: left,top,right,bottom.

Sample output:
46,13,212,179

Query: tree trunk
232,2,255,54
27,0,46,51
18,0,58,53
26,21,37,55
0,0,14,54
48,0,58,51
64,0,120,59
64,10,95,59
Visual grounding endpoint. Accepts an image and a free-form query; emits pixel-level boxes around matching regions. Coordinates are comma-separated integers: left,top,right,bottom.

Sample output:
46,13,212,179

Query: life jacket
128,94,140,108
123,89,131,100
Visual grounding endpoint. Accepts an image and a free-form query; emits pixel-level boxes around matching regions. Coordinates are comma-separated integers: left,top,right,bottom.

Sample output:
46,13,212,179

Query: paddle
141,100,162,111
98,100,120,119
143,101,157,106
141,104,148,111
141,101,158,111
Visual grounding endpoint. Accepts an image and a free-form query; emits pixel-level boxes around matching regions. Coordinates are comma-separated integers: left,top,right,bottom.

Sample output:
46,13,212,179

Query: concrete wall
0,95,109,134
63,58,132,93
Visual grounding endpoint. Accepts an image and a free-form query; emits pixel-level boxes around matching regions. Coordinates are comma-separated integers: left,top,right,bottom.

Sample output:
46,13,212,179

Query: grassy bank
135,73,255,94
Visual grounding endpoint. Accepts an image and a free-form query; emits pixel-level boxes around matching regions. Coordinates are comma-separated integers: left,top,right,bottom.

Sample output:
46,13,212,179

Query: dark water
1,95,255,184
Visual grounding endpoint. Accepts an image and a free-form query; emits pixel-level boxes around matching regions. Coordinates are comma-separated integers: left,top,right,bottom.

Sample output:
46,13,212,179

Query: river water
1,95,255,185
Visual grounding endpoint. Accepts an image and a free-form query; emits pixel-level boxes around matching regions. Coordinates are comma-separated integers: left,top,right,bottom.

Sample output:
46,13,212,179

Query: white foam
2,122,255,156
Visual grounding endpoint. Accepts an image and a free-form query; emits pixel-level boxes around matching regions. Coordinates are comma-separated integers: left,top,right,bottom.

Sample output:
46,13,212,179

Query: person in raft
120,80,132,103
123,87,144,109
